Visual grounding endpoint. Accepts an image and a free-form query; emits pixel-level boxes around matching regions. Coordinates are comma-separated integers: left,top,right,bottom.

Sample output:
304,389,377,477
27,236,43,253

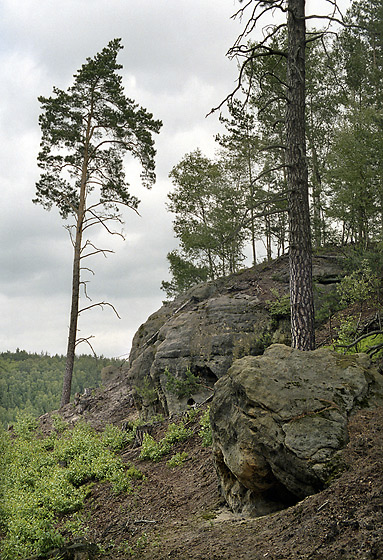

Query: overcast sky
0,0,350,359
0,0,246,358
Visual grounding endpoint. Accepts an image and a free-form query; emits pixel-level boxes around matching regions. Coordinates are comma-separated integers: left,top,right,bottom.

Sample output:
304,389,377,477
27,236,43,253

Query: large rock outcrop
210,344,383,517
126,255,344,418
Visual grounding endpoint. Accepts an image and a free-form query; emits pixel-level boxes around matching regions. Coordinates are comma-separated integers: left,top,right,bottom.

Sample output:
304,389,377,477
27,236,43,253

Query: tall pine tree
35,39,162,406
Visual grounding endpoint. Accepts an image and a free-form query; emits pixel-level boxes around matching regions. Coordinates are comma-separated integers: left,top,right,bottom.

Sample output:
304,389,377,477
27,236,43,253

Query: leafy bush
101,423,128,452
0,417,140,559
167,452,188,468
51,414,69,434
139,420,193,462
12,412,38,440
266,288,291,318
134,377,158,406
337,261,378,308
139,433,172,462
198,407,212,447
165,421,193,443
164,367,200,398
333,319,383,359
334,317,358,348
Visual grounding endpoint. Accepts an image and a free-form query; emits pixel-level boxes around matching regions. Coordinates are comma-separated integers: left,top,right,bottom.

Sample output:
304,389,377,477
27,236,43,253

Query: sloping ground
35,252,382,559
55,406,383,560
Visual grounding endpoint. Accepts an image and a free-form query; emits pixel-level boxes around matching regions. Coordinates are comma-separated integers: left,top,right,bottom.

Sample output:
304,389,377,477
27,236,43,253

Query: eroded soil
55,406,383,560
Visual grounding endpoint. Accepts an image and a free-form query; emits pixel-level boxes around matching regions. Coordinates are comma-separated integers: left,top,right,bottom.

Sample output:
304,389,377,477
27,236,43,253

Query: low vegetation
139,420,194,463
0,415,142,559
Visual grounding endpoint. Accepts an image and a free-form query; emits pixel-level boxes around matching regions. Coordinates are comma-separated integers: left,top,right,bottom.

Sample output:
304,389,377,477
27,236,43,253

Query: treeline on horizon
0,350,121,427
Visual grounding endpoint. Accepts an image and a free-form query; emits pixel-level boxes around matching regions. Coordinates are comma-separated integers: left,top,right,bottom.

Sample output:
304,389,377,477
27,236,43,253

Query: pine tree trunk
61,230,82,407
60,118,91,407
286,0,315,350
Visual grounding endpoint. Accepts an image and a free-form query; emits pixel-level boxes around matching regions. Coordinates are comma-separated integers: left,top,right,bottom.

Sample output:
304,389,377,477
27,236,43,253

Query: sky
0,0,245,358
0,0,351,359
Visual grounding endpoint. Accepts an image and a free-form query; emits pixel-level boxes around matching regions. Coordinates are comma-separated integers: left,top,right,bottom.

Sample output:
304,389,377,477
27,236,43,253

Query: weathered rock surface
126,254,344,419
210,344,383,517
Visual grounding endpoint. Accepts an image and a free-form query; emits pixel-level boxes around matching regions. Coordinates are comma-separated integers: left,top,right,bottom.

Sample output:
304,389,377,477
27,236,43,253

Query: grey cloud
0,0,242,356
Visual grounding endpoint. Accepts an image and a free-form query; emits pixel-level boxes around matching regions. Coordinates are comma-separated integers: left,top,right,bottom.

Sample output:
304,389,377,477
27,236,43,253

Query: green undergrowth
139,407,212,464
0,414,142,560
198,407,212,447
139,420,193,462
333,330,383,360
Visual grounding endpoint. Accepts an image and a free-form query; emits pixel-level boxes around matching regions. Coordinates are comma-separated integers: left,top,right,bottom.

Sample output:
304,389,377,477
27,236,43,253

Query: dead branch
80,240,115,259
80,266,95,276
79,301,122,319
335,330,383,352
85,209,126,238
210,0,349,116
75,335,97,356
80,280,92,301
252,164,289,185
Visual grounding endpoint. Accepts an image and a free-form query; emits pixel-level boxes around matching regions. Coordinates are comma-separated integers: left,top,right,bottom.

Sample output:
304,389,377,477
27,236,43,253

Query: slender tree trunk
60,118,91,407
247,138,257,266
286,0,315,350
307,128,323,249
61,223,82,406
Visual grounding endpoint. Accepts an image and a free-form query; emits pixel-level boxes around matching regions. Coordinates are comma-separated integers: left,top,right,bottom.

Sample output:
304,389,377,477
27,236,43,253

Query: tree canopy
35,39,162,405
163,0,383,350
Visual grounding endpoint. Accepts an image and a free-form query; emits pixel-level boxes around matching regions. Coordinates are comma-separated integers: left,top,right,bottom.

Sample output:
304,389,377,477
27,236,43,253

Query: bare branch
335,330,383,352
64,224,76,248
79,301,122,319
80,239,115,259
80,280,92,301
231,1,287,48
80,266,95,275
86,209,126,238
81,248,115,260
75,335,97,356
252,164,289,184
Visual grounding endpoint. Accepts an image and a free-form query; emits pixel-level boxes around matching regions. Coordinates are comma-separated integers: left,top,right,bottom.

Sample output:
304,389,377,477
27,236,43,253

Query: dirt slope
57,406,383,560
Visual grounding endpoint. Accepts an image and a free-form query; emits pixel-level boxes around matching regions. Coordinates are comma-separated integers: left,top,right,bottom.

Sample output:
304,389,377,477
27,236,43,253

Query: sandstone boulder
126,255,344,419
210,344,383,516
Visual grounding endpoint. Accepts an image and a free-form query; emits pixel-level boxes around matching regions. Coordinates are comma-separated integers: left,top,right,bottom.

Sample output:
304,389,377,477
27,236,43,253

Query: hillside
35,404,383,559
0,352,120,427
2,251,383,559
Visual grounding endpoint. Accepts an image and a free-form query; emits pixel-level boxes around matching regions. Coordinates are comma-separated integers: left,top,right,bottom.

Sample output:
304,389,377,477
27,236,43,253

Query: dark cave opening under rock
213,447,299,517
194,366,218,389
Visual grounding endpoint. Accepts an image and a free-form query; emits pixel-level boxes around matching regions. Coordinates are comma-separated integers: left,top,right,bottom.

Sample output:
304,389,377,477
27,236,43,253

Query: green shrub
0,421,142,559
139,420,193,462
198,408,212,447
51,414,69,434
101,423,128,452
167,452,188,468
12,412,38,441
357,333,383,358
337,261,378,307
164,367,200,398
134,378,157,406
139,433,171,462
266,288,291,318
165,422,193,444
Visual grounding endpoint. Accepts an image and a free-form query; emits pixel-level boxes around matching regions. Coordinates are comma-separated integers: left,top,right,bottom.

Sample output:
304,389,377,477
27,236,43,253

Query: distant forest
0,350,120,426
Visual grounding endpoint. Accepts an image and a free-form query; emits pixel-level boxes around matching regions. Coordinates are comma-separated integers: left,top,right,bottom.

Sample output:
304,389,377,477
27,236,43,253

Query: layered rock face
126,255,344,419
210,344,383,516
